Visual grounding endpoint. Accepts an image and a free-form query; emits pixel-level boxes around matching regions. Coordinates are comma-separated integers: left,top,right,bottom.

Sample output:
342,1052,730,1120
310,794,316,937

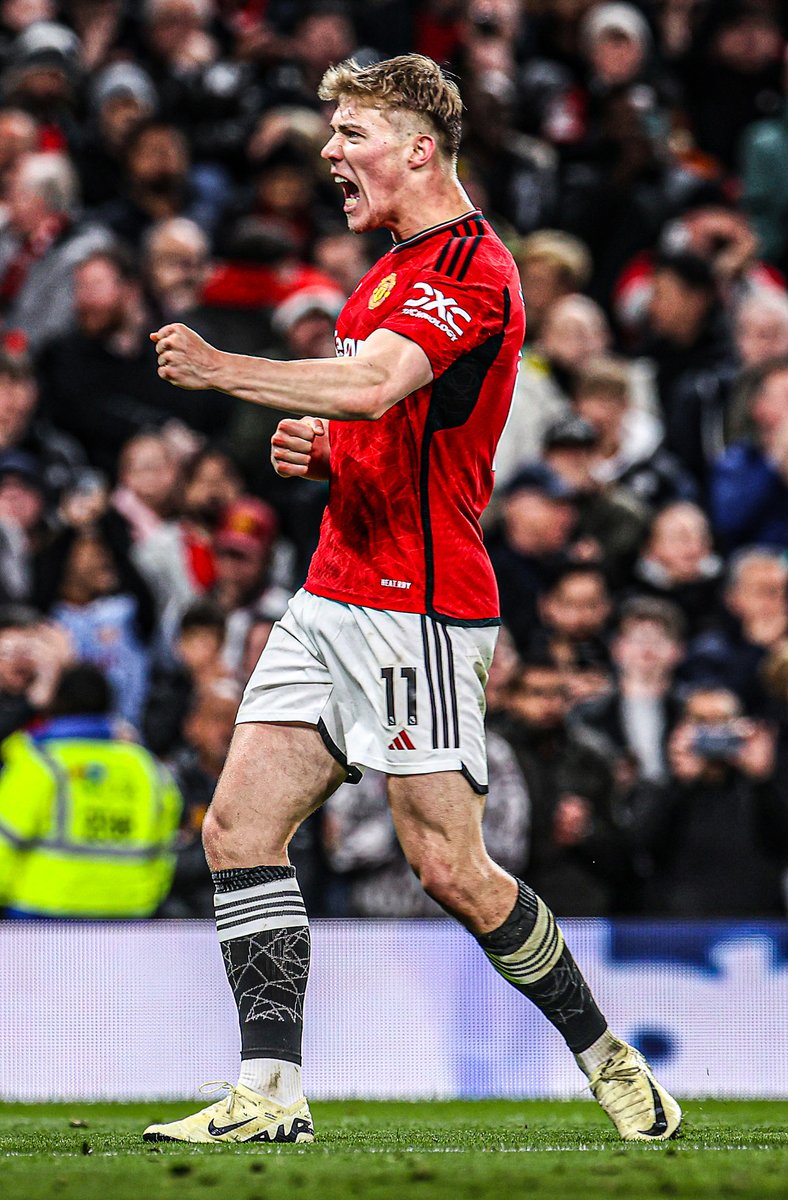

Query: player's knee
201,805,250,867
417,855,475,917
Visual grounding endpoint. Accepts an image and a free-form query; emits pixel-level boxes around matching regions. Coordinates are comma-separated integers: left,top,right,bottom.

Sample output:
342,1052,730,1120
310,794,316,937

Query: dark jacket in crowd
497,715,635,916
633,765,788,917
37,330,234,475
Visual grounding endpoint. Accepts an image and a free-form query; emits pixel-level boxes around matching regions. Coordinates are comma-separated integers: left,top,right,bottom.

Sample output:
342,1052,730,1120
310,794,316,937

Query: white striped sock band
483,896,565,986
214,877,308,943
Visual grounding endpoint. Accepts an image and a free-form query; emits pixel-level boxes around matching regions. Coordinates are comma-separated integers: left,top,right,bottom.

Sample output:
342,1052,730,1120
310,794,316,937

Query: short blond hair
319,54,462,159
576,355,631,403
517,230,592,290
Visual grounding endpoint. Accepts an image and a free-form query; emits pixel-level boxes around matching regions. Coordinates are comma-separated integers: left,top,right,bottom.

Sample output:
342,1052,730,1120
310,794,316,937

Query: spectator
496,653,635,916
95,118,225,249
615,206,779,341
0,662,182,918
573,596,686,786
38,245,233,473
459,54,558,237
134,447,243,630
77,62,158,208
683,1,785,173
2,21,81,146
734,289,788,370
685,548,788,711
110,430,179,545
542,413,649,585
563,640,615,710
574,356,699,511
0,449,48,597
34,503,157,727
710,357,788,551
636,684,788,916
143,597,227,758
535,562,612,667
0,151,110,348
485,623,520,726
212,496,288,672
165,676,242,916
312,228,375,300
640,250,737,483
631,501,723,636
0,343,85,502
488,464,579,655
514,230,592,344
0,603,72,741
494,293,610,481
0,106,37,192
143,216,210,322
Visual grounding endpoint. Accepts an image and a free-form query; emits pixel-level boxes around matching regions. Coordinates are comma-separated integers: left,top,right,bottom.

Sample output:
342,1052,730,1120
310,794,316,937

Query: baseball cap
0,450,45,492
272,287,345,336
91,63,157,114
582,3,651,46
10,22,81,79
503,463,578,501
215,498,278,557
543,415,599,451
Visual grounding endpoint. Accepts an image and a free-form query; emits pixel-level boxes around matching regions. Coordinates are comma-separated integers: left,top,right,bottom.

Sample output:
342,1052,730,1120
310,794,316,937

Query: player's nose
321,131,341,160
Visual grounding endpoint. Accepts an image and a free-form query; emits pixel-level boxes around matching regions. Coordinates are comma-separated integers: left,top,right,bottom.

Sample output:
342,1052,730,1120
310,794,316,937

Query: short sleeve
379,270,503,378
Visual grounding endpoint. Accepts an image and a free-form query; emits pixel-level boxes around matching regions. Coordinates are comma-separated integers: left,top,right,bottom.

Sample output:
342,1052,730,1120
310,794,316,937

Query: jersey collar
390,210,483,254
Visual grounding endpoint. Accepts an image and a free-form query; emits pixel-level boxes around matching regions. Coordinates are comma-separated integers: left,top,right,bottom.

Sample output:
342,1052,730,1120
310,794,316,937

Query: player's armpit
354,329,433,415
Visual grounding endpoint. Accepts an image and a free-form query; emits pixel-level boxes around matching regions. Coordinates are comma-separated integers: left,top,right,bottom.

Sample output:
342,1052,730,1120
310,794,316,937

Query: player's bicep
355,328,433,413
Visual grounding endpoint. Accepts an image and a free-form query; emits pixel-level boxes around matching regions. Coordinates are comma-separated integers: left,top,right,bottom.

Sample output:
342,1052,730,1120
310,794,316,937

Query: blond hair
516,230,592,291
319,54,462,159
576,355,631,403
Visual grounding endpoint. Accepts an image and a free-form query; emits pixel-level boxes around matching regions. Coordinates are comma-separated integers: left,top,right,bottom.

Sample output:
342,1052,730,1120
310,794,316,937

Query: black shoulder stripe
455,234,483,282
434,235,458,273
442,236,473,280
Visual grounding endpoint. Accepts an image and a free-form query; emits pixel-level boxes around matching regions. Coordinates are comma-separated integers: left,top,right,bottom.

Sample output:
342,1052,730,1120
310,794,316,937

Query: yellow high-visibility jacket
0,717,182,917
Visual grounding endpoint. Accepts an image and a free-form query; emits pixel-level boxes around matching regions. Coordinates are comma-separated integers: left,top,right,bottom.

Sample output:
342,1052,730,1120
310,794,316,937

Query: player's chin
345,205,375,234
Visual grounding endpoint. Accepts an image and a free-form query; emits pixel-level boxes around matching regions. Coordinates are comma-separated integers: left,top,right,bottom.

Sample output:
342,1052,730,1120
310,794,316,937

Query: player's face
322,100,414,234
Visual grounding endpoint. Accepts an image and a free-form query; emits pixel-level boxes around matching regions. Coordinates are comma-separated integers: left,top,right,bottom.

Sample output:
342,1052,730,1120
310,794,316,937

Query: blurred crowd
0,0,786,921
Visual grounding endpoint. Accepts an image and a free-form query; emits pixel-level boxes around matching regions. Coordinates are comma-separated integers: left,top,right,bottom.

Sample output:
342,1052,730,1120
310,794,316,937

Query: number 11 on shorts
381,667,418,726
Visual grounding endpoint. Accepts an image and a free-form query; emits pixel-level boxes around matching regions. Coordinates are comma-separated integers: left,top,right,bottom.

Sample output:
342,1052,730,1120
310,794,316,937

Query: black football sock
476,878,607,1053
212,865,310,1064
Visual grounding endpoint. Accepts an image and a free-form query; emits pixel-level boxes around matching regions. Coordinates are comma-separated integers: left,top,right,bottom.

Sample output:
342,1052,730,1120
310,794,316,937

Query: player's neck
388,180,477,244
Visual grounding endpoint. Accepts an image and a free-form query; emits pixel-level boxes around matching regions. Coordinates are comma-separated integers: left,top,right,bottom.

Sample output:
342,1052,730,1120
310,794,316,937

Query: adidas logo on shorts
388,730,416,751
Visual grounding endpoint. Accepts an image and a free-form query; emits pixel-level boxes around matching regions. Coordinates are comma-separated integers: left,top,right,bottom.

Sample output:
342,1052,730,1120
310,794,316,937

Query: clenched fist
271,417,331,481
151,323,222,390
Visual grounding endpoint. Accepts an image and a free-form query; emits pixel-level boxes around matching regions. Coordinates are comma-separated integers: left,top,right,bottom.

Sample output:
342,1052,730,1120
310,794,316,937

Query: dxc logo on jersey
402,282,471,341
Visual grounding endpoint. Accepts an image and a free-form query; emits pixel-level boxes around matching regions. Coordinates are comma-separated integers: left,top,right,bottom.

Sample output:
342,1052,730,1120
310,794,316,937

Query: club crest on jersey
368,272,397,309
403,282,471,340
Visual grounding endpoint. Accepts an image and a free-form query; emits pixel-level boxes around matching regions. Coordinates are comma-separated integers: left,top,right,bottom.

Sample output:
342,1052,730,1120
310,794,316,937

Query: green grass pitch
2,1099,786,1199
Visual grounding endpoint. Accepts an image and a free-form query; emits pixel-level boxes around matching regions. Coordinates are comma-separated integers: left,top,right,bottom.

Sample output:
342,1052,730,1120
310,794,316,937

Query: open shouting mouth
334,174,360,213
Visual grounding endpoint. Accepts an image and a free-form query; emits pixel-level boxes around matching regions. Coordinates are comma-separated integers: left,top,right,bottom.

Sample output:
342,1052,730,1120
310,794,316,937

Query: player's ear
409,132,437,169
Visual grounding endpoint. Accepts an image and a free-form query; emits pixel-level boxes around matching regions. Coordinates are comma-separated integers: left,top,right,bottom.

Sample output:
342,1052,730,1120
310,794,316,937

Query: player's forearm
210,350,390,421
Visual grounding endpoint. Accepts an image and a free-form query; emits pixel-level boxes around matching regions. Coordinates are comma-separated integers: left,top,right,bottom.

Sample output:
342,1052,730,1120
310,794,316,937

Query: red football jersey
305,210,525,623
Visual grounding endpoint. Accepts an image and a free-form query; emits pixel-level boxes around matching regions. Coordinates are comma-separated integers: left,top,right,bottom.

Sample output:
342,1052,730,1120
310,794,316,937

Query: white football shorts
236,589,498,793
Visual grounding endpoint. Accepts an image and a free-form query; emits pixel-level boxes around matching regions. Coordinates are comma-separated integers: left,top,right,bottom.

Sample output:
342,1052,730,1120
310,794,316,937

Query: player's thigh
387,770,516,929
386,769,489,878
205,721,346,861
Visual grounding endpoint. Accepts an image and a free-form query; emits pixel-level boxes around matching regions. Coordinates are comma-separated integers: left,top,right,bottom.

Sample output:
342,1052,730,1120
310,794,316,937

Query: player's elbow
342,382,391,421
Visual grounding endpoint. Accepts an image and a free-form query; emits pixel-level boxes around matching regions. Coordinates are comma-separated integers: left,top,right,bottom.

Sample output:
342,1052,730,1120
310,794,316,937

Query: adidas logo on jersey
388,730,416,751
